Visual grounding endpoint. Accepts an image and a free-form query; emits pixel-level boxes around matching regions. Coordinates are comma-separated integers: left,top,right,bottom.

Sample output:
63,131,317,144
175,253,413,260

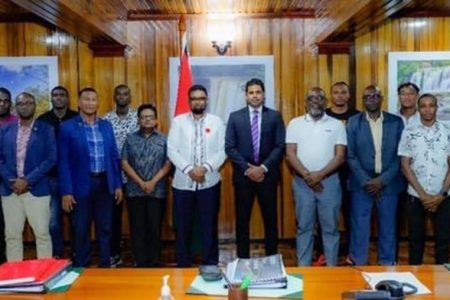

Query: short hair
417,93,437,107
137,103,157,119
188,84,208,97
114,84,129,93
0,87,11,101
245,78,265,93
51,86,69,97
363,84,382,96
331,81,350,92
397,82,420,95
15,92,35,102
307,86,326,98
78,87,97,98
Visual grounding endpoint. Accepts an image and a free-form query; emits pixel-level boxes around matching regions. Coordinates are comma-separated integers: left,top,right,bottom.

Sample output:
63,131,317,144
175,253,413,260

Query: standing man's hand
364,177,383,196
304,171,324,187
246,164,265,182
62,195,76,212
189,166,206,183
12,178,29,195
114,188,123,204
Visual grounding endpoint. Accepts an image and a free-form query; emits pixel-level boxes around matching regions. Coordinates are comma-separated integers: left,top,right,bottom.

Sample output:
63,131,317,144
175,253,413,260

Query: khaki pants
2,192,52,261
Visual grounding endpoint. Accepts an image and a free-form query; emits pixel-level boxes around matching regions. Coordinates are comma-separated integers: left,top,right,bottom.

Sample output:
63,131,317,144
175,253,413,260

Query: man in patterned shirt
122,103,171,267
104,84,138,267
398,93,450,264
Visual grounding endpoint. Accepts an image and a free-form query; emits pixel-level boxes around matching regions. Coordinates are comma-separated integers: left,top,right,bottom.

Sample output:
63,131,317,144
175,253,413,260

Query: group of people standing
0,78,448,269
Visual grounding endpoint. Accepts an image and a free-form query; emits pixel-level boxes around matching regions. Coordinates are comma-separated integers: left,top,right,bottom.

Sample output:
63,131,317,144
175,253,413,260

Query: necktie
251,109,259,164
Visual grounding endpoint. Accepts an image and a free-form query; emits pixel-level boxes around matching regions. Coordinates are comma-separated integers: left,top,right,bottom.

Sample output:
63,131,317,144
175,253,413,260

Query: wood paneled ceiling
1,0,450,56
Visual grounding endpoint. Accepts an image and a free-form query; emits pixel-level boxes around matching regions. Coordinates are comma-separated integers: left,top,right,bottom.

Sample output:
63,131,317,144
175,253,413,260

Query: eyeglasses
189,97,207,101
0,98,11,104
16,101,35,107
140,115,156,120
307,95,326,102
51,92,67,97
363,94,381,101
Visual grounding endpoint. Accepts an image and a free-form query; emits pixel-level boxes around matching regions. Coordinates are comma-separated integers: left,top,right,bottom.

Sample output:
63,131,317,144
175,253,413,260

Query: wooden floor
22,237,439,267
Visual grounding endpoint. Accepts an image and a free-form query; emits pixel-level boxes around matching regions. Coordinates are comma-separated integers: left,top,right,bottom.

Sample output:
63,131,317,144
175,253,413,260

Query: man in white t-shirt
286,87,347,266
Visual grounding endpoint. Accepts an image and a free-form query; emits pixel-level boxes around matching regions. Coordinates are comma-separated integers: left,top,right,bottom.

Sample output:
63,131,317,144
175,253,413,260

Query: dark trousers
49,177,64,257
127,195,165,267
110,192,124,258
407,195,450,264
71,176,113,267
173,183,220,267
0,196,5,263
234,181,278,258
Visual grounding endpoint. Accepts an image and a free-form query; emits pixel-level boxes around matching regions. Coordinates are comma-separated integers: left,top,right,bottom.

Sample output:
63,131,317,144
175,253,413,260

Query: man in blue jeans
38,86,78,258
346,85,404,265
286,87,347,266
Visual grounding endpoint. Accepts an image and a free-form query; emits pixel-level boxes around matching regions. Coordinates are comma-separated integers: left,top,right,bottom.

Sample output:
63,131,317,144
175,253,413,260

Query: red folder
0,258,71,292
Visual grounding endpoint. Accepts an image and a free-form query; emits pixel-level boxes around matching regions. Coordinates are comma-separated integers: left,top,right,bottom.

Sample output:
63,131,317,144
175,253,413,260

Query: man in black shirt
312,82,359,265
38,86,78,258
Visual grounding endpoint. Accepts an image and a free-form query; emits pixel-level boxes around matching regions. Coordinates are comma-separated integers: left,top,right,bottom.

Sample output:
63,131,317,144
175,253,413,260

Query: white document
362,272,431,295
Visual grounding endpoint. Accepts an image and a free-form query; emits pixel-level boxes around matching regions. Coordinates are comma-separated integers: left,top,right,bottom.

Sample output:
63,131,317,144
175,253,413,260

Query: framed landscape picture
169,55,274,123
388,52,450,121
0,56,58,115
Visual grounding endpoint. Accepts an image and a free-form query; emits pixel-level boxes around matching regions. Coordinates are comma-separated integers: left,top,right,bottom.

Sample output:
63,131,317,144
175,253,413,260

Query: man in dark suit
0,92,56,261
225,78,285,258
59,88,123,267
346,85,404,265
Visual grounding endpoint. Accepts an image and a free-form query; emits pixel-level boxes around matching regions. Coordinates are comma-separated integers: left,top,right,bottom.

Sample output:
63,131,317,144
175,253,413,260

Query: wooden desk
1,266,449,300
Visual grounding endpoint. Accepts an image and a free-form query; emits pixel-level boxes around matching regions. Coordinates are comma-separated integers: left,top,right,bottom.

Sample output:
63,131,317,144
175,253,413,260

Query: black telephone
341,280,418,300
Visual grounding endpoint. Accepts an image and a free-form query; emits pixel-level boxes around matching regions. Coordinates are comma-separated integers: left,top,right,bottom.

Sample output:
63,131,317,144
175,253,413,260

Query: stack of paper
0,258,71,293
226,254,288,289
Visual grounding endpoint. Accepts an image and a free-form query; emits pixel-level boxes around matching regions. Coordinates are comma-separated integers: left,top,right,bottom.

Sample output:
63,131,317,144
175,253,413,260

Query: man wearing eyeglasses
167,84,226,268
0,92,56,261
0,87,18,263
38,86,78,258
346,85,404,265
286,87,346,266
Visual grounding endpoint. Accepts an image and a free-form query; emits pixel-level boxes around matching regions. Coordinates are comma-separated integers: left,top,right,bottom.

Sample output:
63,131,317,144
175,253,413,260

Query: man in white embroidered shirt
398,93,450,265
167,84,226,267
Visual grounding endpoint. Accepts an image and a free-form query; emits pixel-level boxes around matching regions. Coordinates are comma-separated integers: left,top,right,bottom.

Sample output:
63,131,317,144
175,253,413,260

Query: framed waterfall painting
388,52,450,121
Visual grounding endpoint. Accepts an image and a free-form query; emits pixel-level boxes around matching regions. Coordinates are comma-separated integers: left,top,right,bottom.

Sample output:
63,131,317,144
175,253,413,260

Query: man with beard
225,78,285,258
0,87,18,263
346,85,404,265
104,84,138,267
398,93,450,264
59,88,123,267
0,92,56,261
38,86,78,258
167,84,226,268
286,87,346,266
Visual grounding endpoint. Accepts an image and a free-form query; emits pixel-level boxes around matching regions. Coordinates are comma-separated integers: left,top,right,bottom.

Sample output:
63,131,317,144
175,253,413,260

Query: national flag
174,32,192,116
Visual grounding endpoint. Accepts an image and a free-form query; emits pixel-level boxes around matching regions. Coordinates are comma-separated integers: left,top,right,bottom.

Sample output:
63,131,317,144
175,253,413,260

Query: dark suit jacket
0,120,56,196
346,111,404,194
58,115,121,199
225,106,285,185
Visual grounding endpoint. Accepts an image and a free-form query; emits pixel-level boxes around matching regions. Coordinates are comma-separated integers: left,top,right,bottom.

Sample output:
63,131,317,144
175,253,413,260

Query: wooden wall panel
0,18,354,244
355,17,450,109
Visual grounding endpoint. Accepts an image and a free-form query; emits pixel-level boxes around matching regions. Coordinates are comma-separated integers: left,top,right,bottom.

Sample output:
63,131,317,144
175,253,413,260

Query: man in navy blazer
0,92,56,261
59,88,123,267
225,78,285,258
346,85,404,265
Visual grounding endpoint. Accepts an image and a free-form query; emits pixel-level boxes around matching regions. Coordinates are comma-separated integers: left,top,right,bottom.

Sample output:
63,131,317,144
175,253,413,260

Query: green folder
48,268,83,293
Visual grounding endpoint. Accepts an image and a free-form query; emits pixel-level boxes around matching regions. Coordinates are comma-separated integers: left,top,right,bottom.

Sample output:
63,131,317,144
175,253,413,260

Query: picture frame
388,52,450,121
169,55,275,123
0,56,58,115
